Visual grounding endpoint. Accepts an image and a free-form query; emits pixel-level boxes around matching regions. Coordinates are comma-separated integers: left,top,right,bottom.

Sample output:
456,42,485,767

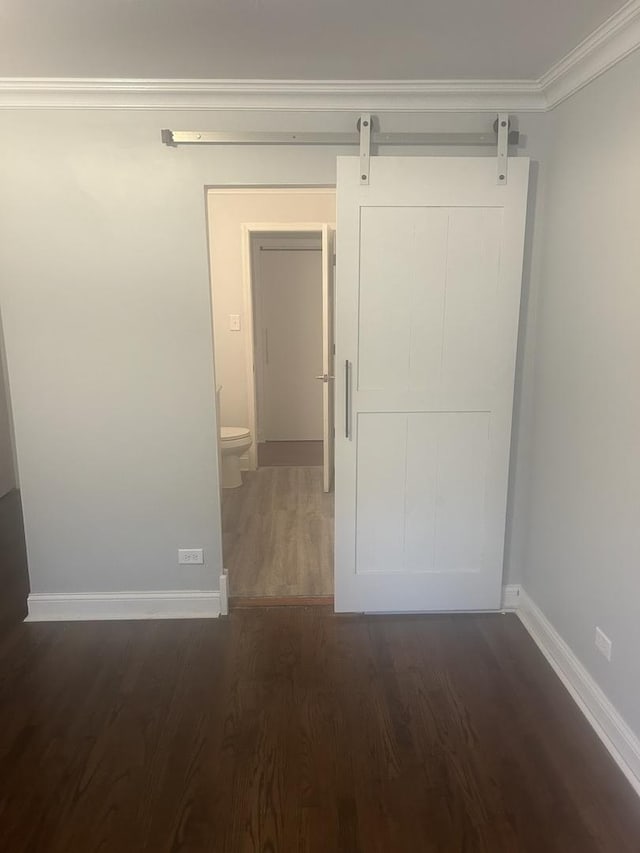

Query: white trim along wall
26,591,221,621
1,0,639,112
502,587,640,799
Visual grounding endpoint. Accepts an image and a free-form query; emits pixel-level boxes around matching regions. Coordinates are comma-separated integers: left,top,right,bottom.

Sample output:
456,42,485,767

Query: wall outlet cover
178,548,204,565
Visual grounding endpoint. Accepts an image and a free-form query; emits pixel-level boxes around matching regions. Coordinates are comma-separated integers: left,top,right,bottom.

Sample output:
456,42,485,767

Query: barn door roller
161,113,519,185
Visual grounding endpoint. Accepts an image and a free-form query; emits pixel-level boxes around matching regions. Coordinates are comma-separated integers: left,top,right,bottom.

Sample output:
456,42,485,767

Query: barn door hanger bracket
355,112,516,187
496,113,510,185
357,114,371,185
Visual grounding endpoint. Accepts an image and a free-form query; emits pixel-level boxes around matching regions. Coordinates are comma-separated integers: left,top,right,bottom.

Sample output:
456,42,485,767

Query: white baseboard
517,589,640,798
26,590,221,621
501,583,522,610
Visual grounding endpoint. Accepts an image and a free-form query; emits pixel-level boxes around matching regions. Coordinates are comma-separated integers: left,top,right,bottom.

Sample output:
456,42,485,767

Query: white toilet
219,426,252,488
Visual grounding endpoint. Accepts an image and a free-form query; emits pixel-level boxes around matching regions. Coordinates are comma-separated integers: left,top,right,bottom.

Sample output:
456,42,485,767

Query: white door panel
334,156,530,612
354,413,410,575
358,208,448,393
355,412,490,576
441,209,503,391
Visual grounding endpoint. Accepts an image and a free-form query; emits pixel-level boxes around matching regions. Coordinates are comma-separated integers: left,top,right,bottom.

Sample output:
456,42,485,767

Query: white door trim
240,221,335,470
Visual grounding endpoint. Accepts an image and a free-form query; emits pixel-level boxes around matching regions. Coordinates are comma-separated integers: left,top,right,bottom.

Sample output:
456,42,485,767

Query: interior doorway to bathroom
207,188,336,604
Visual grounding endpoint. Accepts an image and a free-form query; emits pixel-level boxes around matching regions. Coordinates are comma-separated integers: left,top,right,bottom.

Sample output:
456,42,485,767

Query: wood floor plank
231,596,333,608
222,466,333,598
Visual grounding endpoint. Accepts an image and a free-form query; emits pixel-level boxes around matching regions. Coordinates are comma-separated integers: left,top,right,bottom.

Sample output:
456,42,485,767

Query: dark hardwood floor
0,489,29,629
0,495,639,851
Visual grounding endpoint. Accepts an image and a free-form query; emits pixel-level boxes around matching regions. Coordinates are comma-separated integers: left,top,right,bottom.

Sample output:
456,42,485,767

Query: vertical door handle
264,329,269,365
345,360,352,440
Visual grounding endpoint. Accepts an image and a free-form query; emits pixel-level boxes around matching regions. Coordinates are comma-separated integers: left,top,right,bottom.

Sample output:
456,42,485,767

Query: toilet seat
220,426,251,442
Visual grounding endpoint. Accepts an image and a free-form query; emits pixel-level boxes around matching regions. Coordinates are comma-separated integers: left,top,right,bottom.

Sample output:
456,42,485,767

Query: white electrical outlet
595,627,612,661
178,548,203,565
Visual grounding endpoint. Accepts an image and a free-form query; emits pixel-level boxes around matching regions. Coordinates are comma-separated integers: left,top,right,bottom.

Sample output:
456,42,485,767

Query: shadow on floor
0,490,29,634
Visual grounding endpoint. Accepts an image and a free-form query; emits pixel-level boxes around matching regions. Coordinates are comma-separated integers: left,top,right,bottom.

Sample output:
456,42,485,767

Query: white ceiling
0,0,628,81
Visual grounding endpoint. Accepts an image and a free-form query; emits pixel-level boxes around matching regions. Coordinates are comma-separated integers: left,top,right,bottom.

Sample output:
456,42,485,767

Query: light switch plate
229,314,241,331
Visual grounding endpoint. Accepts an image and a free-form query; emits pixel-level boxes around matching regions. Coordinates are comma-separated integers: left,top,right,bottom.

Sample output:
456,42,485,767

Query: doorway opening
207,189,336,605
254,231,324,465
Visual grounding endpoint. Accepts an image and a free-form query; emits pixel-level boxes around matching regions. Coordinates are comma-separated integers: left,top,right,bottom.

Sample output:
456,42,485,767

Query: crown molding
0,77,545,112
541,0,640,108
0,1,638,113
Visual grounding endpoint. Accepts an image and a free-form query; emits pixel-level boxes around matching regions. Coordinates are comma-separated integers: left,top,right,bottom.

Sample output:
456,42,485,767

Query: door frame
240,222,335,470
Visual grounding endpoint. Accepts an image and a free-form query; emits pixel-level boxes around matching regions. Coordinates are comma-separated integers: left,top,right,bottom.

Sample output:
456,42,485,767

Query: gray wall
0,317,17,496
522,49,640,736
0,109,548,595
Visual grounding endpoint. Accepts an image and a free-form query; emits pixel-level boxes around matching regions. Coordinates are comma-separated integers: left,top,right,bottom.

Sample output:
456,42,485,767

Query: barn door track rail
161,113,519,186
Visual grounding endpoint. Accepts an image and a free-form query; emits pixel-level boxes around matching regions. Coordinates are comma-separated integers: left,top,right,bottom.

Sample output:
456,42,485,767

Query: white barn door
334,156,529,613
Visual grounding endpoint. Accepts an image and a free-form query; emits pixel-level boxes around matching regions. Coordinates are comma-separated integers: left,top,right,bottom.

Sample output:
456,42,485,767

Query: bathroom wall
207,189,335,438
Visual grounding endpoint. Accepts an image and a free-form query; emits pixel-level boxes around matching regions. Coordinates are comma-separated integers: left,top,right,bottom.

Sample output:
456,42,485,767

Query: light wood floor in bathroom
222,465,334,598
